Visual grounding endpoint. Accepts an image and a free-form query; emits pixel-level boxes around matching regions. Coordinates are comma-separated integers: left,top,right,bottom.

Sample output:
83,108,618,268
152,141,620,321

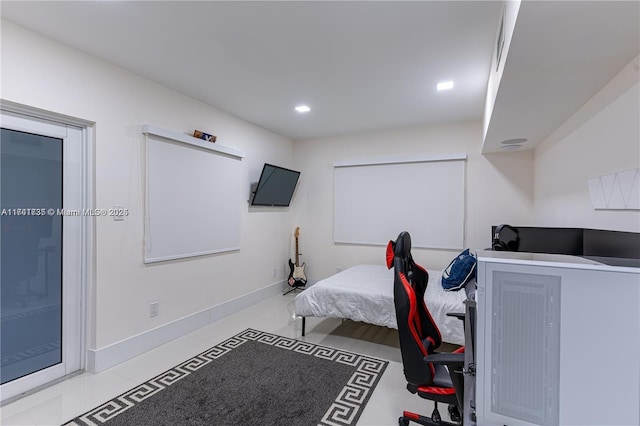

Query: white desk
475,250,640,425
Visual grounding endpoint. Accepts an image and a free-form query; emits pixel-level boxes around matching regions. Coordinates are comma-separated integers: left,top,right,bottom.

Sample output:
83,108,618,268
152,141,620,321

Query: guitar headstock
294,226,300,239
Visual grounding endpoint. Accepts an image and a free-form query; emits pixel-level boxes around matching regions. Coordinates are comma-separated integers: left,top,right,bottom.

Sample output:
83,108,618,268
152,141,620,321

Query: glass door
1,112,84,401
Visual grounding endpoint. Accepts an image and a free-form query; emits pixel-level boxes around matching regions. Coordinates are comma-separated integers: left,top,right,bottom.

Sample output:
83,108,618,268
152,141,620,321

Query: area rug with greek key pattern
64,329,388,426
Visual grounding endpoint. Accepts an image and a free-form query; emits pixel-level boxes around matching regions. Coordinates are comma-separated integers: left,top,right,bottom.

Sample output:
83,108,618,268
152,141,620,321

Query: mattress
293,264,467,345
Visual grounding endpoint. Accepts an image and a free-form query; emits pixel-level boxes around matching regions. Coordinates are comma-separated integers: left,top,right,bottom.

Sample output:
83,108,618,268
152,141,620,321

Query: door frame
0,100,94,402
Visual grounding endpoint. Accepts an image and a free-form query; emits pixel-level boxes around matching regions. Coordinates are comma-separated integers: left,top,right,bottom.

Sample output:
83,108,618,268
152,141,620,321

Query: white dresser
475,250,640,425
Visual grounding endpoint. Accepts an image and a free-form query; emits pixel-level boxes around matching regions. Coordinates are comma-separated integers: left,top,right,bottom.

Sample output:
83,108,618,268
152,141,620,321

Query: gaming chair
387,232,465,426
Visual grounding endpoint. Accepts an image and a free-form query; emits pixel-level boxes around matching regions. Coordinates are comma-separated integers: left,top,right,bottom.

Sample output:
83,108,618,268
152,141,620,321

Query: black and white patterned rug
65,329,388,426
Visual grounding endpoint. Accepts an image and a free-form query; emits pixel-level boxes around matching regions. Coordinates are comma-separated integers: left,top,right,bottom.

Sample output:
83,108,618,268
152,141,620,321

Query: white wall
1,21,295,352
292,120,534,279
534,55,640,231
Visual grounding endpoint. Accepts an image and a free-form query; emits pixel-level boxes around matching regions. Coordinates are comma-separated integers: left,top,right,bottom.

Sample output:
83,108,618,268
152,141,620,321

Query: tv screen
251,163,300,207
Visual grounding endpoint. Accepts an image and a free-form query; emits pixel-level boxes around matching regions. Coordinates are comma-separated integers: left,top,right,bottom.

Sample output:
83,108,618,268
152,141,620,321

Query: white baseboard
86,281,284,373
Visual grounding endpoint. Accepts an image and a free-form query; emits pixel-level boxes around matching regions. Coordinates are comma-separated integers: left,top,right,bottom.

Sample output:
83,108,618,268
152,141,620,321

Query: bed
293,264,470,345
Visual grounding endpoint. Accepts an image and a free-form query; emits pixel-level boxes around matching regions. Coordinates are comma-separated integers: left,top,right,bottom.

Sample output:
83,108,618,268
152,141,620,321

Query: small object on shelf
193,130,217,143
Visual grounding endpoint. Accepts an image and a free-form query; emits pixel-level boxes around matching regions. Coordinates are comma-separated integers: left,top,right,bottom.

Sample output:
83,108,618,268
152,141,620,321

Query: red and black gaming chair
387,231,465,426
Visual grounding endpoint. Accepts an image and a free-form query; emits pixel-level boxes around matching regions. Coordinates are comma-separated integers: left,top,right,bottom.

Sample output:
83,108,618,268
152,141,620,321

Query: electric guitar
288,227,307,288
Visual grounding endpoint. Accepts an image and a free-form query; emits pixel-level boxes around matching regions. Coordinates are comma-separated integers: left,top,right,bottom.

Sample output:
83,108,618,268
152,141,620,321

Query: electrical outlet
150,302,159,318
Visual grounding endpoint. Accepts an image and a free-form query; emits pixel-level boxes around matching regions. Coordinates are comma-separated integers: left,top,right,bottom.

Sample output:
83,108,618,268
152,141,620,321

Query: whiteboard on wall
143,125,245,263
333,154,466,250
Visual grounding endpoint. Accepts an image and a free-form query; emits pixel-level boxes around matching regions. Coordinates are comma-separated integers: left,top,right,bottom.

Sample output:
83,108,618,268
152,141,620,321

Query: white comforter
294,264,468,345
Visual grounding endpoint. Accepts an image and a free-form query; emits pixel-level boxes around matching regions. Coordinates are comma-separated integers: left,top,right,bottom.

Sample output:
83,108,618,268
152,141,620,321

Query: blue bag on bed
441,249,476,291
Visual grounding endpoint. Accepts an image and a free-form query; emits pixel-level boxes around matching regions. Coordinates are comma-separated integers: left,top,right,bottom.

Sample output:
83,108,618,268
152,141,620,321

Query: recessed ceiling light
501,138,528,145
294,105,311,113
436,80,454,91
500,144,522,151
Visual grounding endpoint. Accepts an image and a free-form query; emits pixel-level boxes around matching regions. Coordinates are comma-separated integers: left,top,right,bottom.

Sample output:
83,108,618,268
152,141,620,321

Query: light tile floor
1,293,438,426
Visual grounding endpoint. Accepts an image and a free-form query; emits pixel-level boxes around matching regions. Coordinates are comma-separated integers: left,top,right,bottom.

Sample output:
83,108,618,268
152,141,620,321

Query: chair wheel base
399,407,463,425
431,407,441,423
448,404,461,423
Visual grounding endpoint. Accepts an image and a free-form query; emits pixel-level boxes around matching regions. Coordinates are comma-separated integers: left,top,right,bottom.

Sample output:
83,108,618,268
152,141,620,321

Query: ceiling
1,1,503,140
482,0,640,153
1,1,638,144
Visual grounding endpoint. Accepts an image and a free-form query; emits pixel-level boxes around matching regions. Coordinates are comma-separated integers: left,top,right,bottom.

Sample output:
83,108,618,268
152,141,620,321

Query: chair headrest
394,231,412,258
386,231,412,269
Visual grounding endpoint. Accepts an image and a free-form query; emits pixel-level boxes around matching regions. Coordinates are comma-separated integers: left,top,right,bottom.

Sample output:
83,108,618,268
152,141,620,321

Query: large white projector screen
144,126,244,263
333,155,466,250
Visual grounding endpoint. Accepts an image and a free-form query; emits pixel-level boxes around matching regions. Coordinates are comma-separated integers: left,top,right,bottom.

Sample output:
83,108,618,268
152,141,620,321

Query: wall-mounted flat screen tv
251,163,300,207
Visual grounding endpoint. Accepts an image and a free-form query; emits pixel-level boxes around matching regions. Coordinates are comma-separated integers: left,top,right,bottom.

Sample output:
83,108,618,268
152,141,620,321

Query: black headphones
492,224,520,251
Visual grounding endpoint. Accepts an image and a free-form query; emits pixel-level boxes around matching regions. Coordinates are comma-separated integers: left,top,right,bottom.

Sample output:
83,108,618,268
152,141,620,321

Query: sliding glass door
1,112,84,401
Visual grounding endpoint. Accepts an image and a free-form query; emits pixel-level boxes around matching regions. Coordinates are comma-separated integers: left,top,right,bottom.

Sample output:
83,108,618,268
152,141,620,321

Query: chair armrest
424,352,465,367
446,312,465,322
424,352,466,403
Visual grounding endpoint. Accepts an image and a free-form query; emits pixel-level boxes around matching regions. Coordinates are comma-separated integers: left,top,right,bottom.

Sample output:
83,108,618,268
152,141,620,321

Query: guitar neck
295,237,300,266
